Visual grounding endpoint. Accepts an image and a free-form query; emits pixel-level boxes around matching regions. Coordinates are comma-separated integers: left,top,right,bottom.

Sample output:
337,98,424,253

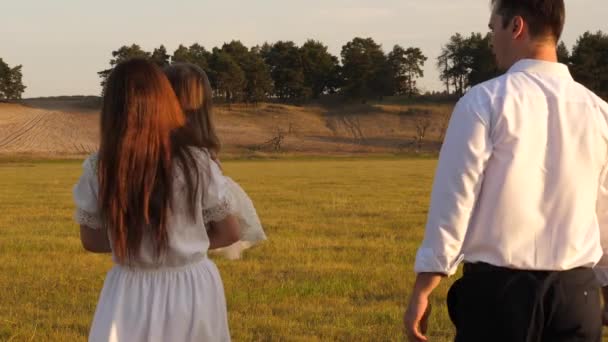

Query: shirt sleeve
73,154,103,229
414,90,493,275
594,156,608,286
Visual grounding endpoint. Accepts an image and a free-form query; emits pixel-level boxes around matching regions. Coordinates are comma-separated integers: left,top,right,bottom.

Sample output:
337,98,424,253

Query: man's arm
404,273,445,341
414,92,492,275
405,91,492,341
594,154,608,324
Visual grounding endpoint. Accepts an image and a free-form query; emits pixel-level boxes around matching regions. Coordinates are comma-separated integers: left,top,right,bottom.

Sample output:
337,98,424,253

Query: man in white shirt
404,0,608,341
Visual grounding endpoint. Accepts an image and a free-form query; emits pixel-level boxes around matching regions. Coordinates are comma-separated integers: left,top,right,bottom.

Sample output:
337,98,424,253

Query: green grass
0,158,606,341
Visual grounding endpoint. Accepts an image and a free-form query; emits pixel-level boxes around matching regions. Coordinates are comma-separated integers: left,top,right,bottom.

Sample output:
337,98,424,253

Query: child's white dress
73,149,234,342
209,177,267,260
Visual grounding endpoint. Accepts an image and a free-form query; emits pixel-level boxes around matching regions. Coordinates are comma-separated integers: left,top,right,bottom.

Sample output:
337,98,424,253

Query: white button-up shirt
414,59,608,283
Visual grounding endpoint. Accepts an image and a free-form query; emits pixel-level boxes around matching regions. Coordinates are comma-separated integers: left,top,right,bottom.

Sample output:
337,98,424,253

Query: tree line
437,30,608,99
97,38,427,103
0,58,26,101
3,30,606,102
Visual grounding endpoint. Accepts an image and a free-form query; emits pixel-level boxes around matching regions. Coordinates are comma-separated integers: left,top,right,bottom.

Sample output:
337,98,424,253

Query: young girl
73,58,239,341
164,62,267,260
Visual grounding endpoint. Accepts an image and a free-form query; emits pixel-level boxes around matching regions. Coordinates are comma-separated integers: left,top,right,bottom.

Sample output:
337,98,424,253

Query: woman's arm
208,215,240,250
80,225,112,253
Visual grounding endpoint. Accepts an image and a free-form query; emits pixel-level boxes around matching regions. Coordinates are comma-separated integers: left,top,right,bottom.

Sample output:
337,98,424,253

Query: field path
0,103,98,154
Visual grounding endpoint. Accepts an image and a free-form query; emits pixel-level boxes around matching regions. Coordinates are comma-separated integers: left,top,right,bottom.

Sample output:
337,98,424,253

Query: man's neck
519,43,559,63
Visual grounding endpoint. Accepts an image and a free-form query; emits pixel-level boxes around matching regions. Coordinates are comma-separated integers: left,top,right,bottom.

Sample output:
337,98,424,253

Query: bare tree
397,107,435,152
414,116,433,153
325,116,340,136
287,121,296,136
268,128,286,152
256,119,296,152
339,115,365,143
437,110,451,143
253,127,285,152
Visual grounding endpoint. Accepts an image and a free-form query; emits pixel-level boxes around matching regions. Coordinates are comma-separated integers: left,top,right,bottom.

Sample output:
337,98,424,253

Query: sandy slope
0,103,98,154
0,101,451,156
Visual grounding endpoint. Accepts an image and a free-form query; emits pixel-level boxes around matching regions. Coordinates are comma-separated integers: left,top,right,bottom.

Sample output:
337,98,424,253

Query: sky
1,0,606,98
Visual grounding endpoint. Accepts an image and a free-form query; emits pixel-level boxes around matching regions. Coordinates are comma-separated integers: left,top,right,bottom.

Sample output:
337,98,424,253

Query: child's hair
98,58,200,262
164,63,221,157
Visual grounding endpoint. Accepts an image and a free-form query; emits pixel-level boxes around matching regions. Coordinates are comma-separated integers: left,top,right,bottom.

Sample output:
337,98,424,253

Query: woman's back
75,147,232,269
74,147,232,341
74,59,233,341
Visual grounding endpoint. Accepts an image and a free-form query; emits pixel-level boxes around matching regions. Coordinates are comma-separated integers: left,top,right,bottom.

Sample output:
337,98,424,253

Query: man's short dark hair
492,0,565,42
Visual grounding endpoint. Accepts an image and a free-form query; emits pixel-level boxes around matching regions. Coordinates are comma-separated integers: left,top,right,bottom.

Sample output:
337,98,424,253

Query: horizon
2,0,606,98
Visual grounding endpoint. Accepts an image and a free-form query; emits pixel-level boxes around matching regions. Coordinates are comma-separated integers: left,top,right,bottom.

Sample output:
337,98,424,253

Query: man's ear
512,16,525,39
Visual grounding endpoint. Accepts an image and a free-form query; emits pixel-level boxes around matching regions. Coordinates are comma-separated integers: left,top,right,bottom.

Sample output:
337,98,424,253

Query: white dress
73,149,235,342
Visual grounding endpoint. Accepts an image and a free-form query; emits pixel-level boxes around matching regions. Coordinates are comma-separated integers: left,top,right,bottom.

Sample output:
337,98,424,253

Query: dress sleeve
202,153,236,224
72,154,103,229
224,177,266,243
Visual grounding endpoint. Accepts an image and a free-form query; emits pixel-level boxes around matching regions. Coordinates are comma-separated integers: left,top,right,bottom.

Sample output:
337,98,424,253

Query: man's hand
403,273,444,341
601,287,608,326
404,293,432,341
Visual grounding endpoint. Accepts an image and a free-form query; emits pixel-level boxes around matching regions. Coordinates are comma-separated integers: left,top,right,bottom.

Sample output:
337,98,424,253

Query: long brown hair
99,58,200,263
164,63,221,156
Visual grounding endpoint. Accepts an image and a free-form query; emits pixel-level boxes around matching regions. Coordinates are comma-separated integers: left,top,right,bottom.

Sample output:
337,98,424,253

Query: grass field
1,157,607,341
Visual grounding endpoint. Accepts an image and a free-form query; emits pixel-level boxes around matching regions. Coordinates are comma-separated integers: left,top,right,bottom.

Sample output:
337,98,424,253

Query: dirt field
0,103,98,155
0,98,454,157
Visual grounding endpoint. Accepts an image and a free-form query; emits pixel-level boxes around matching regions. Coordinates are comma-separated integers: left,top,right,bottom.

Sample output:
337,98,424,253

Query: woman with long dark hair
73,58,238,341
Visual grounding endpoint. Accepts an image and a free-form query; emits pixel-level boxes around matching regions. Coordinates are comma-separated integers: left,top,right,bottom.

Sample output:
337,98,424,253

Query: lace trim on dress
203,199,235,224
86,153,99,174
74,207,103,229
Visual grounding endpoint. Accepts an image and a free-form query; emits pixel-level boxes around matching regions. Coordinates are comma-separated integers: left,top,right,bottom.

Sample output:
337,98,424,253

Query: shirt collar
507,58,572,79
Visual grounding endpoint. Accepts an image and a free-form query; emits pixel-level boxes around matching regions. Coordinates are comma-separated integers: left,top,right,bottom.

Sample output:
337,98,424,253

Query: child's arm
207,215,240,250
80,225,112,253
